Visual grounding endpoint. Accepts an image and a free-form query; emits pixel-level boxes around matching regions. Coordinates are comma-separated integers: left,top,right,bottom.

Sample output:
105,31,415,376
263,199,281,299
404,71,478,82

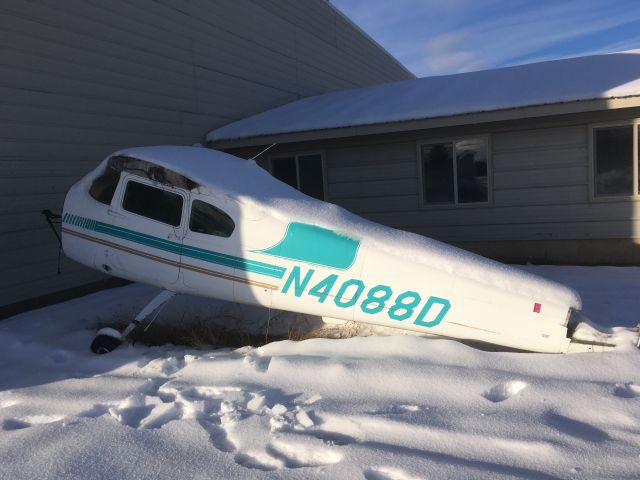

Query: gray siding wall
321,119,638,247
0,0,412,308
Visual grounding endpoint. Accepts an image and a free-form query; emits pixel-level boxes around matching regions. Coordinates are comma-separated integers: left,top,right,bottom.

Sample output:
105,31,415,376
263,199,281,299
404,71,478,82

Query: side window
89,168,121,205
271,157,297,189
421,143,454,204
271,153,325,200
420,138,489,206
189,200,235,237
122,181,183,226
298,154,325,200
593,125,634,197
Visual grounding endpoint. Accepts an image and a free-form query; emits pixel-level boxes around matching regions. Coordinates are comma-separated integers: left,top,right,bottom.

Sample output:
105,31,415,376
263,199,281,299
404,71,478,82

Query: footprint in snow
266,439,343,468
364,466,423,480
78,404,110,418
108,394,158,428
307,429,357,446
138,377,171,396
139,403,182,429
2,414,64,431
198,418,237,453
370,404,421,415
234,452,282,471
483,380,528,403
2,418,30,431
48,350,71,365
243,354,271,373
613,382,640,398
160,356,186,375
140,355,190,377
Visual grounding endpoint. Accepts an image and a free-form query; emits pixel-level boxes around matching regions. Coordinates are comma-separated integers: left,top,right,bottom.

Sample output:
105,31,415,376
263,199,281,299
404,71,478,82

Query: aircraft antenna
249,143,277,161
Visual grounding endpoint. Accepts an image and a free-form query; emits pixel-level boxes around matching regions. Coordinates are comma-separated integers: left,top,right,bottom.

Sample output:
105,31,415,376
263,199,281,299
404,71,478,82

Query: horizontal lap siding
326,142,420,212
325,124,640,245
1,0,412,307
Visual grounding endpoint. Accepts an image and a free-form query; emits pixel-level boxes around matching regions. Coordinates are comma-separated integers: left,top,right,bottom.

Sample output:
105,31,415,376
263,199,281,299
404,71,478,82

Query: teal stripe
95,222,182,255
181,244,283,277
64,213,285,279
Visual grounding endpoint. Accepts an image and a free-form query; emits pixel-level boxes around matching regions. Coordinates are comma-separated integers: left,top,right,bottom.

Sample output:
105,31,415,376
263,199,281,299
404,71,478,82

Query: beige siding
0,0,412,308
319,122,639,253
326,142,419,212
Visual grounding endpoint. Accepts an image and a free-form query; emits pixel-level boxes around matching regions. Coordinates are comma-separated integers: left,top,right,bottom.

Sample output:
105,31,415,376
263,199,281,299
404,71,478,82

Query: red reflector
533,303,542,313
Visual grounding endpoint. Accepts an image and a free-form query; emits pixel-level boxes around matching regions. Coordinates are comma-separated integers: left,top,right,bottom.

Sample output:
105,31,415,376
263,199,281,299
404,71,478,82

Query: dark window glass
122,181,183,226
89,168,121,205
298,154,325,199
271,157,297,188
456,139,488,203
595,126,633,196
422,143,454,204
189,200,235,237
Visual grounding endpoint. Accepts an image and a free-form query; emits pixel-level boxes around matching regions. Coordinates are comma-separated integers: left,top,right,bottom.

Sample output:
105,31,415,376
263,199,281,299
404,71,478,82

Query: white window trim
269,151,328,200
416,135,492,209
588,119,640,202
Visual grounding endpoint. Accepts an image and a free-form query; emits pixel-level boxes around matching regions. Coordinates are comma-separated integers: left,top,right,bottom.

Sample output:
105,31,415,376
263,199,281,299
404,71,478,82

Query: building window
271,153,325,200
420,138,489,205
593,124,637,197
122,180,183,226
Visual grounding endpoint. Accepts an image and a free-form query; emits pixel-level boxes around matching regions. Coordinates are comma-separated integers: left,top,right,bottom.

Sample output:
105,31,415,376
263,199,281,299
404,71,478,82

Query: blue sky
331,0,640,77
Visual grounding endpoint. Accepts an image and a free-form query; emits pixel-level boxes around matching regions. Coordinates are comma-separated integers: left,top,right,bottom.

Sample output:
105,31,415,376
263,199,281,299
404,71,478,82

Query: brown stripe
62,227,279,290
64,227,179,268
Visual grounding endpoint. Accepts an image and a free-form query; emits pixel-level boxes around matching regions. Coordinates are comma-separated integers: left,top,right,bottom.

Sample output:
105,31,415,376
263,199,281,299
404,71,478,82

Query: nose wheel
90,328,124,354
91,290,175,354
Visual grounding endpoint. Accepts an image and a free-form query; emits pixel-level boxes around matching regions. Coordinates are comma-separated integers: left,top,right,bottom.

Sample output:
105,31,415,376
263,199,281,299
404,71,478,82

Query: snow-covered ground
1,266,639,479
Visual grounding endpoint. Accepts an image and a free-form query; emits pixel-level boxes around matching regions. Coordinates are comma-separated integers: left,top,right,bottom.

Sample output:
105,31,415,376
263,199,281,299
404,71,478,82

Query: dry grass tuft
289,321,367,341
96,310,367,349
97,315,286,349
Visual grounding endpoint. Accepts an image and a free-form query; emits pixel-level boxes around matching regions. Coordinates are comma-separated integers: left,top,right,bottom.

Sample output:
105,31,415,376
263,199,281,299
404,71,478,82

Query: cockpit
87,155,235,238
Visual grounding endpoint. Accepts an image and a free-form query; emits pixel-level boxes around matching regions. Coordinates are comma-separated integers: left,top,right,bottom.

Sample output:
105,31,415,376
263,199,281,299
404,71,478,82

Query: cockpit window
123,180,183,226
189,200,235,237
89,167,121,205
109,155,198,190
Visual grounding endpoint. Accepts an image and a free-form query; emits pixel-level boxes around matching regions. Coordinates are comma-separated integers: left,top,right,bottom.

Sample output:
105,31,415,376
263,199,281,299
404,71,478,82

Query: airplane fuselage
62,147,578,353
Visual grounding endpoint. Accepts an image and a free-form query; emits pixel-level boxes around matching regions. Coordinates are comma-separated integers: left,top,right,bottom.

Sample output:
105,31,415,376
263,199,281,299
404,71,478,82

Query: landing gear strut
90,290,176,354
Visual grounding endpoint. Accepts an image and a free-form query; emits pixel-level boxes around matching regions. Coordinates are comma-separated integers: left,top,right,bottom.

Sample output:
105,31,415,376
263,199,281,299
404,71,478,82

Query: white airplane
60,146,624,354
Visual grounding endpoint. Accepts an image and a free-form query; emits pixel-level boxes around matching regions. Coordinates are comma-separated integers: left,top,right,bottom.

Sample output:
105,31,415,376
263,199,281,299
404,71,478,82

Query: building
207,52,640,266
0,0,412,316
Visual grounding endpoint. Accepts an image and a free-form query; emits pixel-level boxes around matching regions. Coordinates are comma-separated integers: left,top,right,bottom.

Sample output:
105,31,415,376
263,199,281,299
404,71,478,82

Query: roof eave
208,96,640,149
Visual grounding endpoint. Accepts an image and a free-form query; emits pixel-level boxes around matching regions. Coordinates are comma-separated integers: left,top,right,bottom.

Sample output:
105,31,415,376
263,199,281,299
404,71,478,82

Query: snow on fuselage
62,146,580,353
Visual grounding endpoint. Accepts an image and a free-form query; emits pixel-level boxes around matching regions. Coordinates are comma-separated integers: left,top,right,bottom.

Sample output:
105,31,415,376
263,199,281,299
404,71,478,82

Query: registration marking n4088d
281,266,450,328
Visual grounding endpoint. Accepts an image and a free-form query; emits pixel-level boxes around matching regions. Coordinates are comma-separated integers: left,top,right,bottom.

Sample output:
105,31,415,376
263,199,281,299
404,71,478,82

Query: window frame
589,119,640,202
416,135,492,209
268,151,327,200
119,176,187,228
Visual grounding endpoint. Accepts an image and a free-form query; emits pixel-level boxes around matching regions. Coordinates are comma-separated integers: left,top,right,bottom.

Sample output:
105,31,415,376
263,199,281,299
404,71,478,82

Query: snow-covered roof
207,51,640,143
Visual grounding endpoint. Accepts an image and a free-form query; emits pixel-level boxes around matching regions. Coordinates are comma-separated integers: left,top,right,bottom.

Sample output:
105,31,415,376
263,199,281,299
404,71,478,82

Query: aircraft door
103,174,185,288
180,193,238,302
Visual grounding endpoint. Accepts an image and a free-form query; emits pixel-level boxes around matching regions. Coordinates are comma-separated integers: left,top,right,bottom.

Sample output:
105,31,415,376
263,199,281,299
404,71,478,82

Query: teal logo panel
256,222,359,270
